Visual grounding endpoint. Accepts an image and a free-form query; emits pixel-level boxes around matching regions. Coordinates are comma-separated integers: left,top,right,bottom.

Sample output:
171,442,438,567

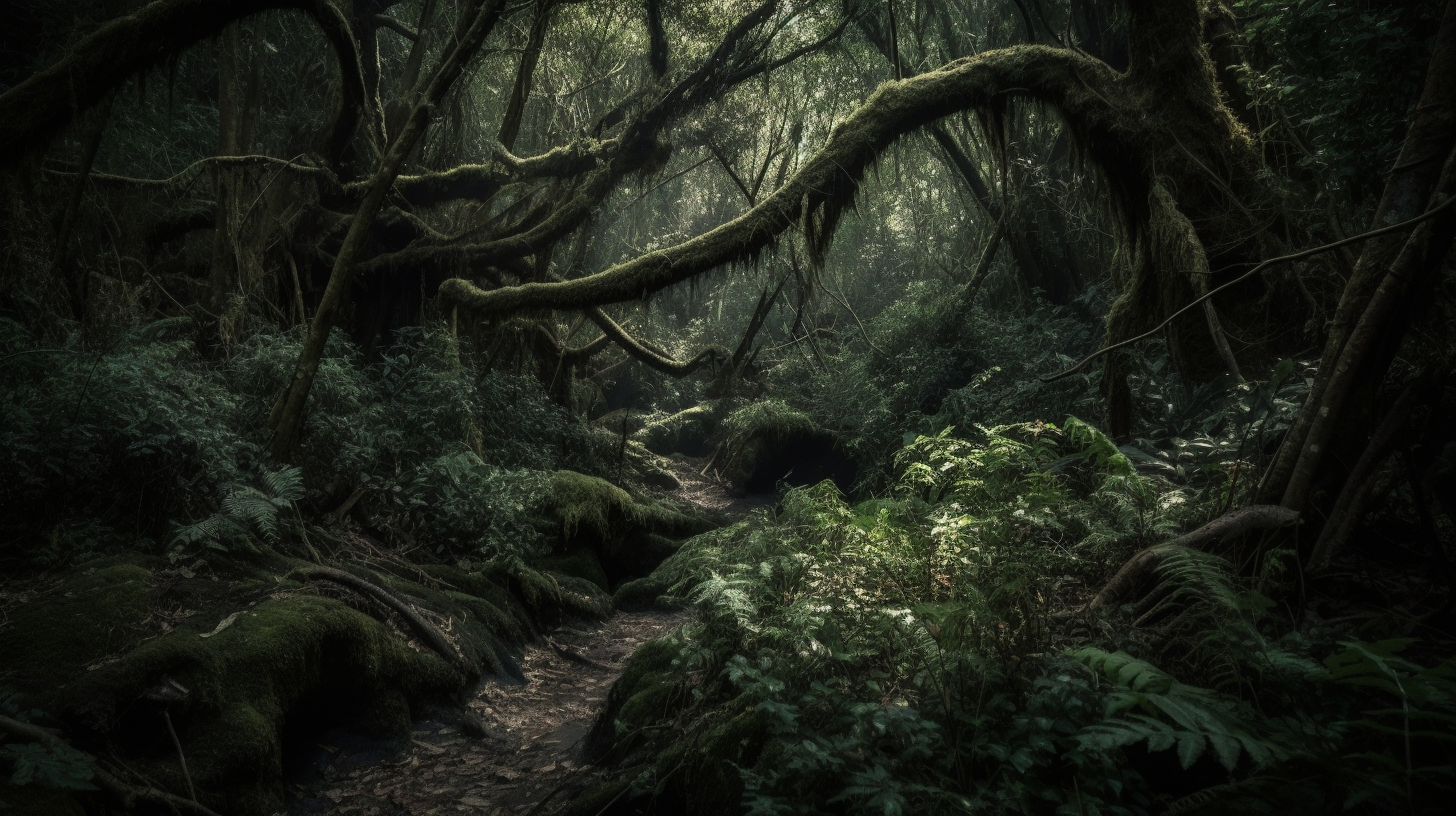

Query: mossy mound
571,635,770,816
603,532,681,589
0,551,622,815
536,470,718,590
708,400,856,493
635,403,723,457
64,593,461,815
544,470,641,542
536,546,611,592
582,636,687,763
0,561,155,704
610,572,677,610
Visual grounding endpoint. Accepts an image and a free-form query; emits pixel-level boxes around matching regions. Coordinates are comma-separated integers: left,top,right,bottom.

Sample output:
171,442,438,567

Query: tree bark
498,0,557,152
1259,1,1456,506
270,0,507,461
1088,505,1301,612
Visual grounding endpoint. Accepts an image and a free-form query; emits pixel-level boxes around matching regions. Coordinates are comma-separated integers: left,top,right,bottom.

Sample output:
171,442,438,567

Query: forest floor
285,462,766,816
286,608,689,816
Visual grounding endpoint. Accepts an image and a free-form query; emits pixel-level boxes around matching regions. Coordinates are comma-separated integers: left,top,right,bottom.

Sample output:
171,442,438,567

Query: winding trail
288,459,766,815
288,609,688,815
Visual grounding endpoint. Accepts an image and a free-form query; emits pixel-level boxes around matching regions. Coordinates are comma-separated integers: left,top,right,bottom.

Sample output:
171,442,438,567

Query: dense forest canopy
2,1,1455,814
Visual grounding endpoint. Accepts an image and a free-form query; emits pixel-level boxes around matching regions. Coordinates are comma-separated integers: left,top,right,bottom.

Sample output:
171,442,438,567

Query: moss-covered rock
535,546,611,592
0,561,156,706
65,593,461,815
570,634,769,816
611,572,677,611
543,470,641,542
709,400,856,493
583,636,685,763
603,532,681,589
635,403,722,457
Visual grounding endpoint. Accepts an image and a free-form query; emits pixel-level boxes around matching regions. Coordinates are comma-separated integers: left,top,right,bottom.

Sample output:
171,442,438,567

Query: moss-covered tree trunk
269,0,507,461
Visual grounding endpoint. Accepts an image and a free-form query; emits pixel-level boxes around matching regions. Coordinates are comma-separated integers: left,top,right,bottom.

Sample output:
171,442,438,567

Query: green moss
584,637,685,761
653,709,768,816
419,564,533,643
714,400,823,487
636,403,721,456
603,532,681,588
545,470,640,540
534,547,610,591
65,594,461,815
0,563,155,705
612,572,676,610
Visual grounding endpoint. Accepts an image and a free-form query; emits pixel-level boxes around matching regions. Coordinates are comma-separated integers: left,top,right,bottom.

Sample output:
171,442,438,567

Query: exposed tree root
301,565,476,678
1087,505,1300,612
0,715,224,816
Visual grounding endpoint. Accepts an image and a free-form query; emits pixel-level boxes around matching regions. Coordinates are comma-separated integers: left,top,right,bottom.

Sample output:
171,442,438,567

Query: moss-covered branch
439,45,1109,315
588,308,728,377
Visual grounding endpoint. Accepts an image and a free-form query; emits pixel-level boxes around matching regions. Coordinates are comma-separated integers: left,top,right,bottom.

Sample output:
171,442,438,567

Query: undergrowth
0,319,610,568
617,420,1456,815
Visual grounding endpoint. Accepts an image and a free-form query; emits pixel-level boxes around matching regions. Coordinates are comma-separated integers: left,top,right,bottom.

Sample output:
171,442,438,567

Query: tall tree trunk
1260,2,1456,511
498,0,555,152
269,0,507,461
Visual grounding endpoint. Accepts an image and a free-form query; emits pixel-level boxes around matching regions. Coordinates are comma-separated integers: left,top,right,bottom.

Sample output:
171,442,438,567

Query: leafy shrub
618,416,1453,814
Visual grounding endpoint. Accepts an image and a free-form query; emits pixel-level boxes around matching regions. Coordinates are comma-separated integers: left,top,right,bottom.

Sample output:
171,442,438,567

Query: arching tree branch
0,0,371,168
587,308,728,376
439,45,1111,315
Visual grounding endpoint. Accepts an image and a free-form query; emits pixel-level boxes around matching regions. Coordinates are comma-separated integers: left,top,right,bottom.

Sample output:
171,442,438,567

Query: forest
1,0,1453,814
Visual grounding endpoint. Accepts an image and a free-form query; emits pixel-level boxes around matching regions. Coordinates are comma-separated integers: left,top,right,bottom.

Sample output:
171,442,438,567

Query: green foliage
768,281,1102,491
1072,648,1289,773
0,320,616,568
170,465,303,557
3,743,96,793
611,411,1455,815
402,452,545,559
1234,0,1436,203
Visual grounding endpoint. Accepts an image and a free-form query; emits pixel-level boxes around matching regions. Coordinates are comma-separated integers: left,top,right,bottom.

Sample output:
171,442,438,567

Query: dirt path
660,455,776,520
286,470,763,816
287,609,688,816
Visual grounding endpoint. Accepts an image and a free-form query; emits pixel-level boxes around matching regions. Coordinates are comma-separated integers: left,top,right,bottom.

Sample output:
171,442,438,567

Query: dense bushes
0,320,611,569
587,421,1456,815
767,281,1103,491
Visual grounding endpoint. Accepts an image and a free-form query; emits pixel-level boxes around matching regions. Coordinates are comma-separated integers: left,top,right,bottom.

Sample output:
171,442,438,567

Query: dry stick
1042,195,1456,383
0,715,224,816
161,709,197,803
301,566,474,677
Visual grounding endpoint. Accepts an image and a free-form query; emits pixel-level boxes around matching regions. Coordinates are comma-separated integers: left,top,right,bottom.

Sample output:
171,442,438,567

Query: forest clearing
2,1,1455,814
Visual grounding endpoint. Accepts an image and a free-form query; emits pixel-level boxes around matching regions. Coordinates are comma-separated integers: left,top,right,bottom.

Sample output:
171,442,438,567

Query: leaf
1176,731,1206,769
1208,732,1241,772
199,611,242,638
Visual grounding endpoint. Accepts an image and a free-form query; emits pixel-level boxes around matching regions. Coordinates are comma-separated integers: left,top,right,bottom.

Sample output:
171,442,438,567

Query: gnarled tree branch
0,0,371,169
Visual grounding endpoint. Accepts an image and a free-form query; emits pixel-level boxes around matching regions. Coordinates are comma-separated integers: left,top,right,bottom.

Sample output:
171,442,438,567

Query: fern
170,465,302,554
1072,648,1289,772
